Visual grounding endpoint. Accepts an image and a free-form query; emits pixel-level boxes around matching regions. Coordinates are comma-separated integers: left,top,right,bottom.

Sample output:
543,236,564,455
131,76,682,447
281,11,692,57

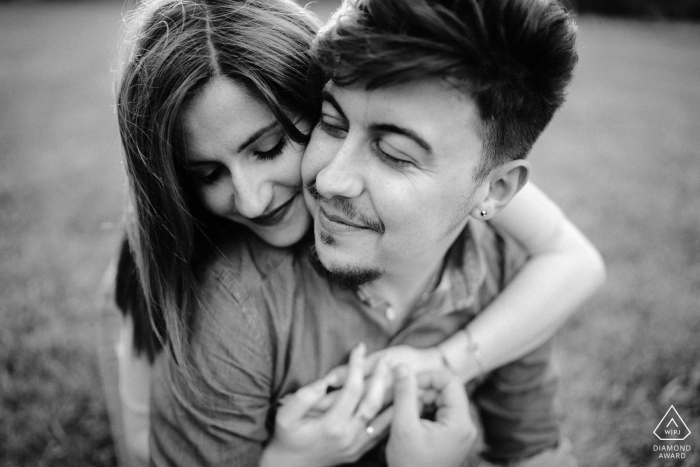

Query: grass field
0,2,698,466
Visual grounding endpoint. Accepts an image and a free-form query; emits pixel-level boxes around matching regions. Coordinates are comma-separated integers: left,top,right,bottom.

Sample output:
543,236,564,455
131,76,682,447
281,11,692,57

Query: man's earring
480,210,487,217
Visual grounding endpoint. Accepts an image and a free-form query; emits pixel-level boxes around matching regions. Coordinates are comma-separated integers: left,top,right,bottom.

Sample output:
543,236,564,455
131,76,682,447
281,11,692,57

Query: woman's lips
250,193,298,227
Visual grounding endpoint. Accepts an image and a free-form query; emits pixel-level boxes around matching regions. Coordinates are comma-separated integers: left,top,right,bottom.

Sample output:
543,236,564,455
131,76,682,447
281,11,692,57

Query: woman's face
183,76,311,247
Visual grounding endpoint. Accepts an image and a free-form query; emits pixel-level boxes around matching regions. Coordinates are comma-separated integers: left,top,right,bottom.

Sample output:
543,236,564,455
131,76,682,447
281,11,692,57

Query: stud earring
480,210,487,217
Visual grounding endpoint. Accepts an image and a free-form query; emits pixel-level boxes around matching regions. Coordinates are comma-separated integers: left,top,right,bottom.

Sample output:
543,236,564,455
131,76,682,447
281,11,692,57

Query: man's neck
357,229,462,321
362,220,470,319
362,263,443,320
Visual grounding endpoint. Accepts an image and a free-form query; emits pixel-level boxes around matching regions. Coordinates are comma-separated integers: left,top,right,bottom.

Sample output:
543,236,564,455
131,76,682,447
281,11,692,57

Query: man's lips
320,207,368,229
250,193,298,227
318,206,381,235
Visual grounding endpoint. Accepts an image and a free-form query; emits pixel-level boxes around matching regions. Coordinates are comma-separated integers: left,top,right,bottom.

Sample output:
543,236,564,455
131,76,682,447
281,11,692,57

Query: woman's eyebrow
237,120,280,153
187,159,217,168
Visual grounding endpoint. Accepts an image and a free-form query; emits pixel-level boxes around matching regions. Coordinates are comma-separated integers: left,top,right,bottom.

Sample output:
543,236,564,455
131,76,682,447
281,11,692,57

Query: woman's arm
116,314,152,467
350,182,605,383
437,182,606,381
260,182,606,465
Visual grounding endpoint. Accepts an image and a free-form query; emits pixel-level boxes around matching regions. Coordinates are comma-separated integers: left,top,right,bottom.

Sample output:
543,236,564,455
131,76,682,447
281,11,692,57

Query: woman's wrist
437,329,485,384
462,328,485,381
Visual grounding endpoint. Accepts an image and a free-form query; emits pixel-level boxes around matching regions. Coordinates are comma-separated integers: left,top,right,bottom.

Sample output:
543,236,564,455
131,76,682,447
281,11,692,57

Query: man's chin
308,245,381,289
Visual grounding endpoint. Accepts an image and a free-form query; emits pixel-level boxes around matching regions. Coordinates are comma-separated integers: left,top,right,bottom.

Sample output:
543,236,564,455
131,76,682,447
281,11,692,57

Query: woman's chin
251,211,312,248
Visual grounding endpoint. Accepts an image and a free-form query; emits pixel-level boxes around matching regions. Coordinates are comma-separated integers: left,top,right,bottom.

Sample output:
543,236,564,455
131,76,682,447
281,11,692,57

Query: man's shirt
150,221,558,466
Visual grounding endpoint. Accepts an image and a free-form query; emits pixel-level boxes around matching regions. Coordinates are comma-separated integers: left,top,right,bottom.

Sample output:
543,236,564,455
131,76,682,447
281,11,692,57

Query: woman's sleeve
149,263,278,467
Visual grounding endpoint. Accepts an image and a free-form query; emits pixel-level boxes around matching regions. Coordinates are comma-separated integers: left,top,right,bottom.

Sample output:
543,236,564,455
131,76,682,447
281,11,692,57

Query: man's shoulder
456,220,526,259
453,221,528,291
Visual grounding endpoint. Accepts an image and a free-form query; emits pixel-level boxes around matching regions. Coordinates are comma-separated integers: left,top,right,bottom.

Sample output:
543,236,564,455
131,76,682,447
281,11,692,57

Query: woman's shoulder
199,229,296,300
190,231,301,378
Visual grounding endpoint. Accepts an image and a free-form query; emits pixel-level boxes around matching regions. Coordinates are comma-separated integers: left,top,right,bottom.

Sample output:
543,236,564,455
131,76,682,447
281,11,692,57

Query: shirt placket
355,287,404,336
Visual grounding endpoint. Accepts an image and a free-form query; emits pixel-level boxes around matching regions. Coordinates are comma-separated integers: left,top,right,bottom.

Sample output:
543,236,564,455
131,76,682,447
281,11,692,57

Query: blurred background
0,0,698,465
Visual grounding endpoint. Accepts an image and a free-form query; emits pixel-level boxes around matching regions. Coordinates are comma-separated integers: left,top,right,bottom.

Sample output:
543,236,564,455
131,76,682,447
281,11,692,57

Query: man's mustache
305,182,385,234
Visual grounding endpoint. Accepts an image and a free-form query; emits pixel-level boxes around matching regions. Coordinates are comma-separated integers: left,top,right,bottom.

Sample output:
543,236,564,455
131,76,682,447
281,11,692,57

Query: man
150,0,578,465
302,0,578,464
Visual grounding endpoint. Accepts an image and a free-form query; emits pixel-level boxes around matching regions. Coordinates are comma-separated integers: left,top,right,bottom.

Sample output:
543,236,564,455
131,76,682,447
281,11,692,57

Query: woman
104,0,605,464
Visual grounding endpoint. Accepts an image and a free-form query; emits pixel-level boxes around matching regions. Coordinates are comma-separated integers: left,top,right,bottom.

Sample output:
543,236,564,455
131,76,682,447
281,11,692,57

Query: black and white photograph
0,0,698,465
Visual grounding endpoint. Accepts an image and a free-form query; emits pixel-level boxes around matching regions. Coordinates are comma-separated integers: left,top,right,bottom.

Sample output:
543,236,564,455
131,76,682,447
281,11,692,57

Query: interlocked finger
328,343,367,420
354,359,390,429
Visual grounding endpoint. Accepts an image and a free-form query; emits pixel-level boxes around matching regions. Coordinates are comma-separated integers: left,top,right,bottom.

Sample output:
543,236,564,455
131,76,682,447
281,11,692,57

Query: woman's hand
365,345,444,375
307,345,447,415
321,345,445,392
260,344,393,467
386,366,476,467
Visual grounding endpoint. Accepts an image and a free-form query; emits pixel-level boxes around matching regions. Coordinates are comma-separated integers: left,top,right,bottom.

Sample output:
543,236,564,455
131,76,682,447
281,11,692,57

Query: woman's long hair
116,0,319,367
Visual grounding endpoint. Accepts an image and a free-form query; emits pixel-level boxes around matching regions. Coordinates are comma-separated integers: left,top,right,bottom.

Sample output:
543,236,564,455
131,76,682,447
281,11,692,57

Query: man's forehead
323,78,474,108
322,79,479,146
322,81,367,106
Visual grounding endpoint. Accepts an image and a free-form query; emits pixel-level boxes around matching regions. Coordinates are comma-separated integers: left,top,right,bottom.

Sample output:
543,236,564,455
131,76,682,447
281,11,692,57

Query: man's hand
386,366,476,467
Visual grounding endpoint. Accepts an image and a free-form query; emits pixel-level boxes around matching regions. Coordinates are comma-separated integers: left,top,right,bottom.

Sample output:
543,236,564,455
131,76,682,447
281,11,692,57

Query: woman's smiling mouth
249,193,299,227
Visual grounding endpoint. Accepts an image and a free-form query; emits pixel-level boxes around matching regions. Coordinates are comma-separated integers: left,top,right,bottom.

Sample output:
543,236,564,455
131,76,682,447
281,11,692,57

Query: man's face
302,79,488,283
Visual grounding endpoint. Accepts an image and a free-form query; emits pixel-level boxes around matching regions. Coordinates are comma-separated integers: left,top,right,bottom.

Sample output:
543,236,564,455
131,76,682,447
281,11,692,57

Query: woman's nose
230,169,273,218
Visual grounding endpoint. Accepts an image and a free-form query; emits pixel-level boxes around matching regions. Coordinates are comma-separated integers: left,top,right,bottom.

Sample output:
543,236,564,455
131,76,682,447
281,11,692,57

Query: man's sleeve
473,340,561,463
149,266,277,467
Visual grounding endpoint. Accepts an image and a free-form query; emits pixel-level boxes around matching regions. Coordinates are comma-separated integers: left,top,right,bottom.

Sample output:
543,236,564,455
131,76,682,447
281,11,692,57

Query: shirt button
385,307,397,321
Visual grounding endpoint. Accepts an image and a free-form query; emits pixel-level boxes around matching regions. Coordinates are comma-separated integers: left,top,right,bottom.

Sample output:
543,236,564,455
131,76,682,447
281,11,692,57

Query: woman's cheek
287,142,306,184
200,185,231,218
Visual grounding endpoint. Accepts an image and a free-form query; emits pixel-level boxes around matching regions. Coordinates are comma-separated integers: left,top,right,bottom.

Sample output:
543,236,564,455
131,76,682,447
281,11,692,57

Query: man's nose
314,137,364,200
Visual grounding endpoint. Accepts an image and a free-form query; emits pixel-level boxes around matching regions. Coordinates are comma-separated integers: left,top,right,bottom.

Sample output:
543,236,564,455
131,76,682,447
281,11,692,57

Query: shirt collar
354,222,487,322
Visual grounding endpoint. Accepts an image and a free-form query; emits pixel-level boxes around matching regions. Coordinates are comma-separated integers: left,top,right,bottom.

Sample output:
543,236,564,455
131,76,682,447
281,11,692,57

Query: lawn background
0,1,698,466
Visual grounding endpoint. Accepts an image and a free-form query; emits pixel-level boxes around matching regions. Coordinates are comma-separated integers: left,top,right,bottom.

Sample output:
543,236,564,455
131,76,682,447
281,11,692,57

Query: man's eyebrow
321,90,347,121
237,120,280,153
370,123,432,154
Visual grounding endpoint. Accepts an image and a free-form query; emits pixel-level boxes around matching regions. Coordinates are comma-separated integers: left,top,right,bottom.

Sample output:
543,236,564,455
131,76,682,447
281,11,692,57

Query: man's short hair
312,0,578,178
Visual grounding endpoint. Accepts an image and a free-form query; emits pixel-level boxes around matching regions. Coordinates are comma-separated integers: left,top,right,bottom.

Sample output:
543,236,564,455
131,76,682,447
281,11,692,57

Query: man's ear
471,160,530,220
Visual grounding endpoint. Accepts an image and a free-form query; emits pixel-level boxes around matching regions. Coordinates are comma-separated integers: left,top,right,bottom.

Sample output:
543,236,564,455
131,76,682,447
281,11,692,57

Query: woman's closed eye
191,135,289,186
254,135,289,161
193,164,226,185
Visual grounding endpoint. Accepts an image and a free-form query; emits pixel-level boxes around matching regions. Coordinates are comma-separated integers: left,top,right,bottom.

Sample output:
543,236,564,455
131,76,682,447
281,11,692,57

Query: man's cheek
301,141,332,183
300,151,317,184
